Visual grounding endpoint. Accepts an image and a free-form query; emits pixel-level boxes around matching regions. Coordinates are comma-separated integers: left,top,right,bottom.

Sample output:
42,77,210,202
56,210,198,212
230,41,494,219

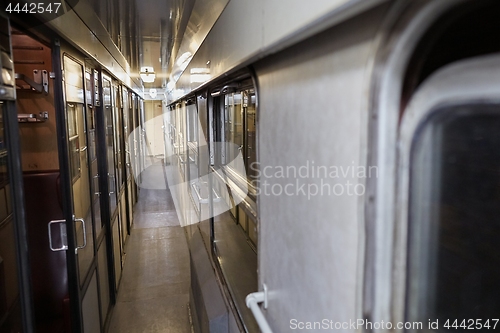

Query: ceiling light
140,66,156,83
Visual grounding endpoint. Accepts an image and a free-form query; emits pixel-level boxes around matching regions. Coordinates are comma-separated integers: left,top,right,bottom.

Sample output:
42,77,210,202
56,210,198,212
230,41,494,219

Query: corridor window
224,92,243,167
215,80,258,193
67,103,80,182
186,102,199,186
244,90,257,181
210,76,259,332
406,104,500,330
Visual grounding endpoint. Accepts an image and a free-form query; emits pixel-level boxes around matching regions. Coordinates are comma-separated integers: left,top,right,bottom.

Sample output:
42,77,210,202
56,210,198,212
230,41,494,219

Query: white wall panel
253,8,385,331
262,0,351,46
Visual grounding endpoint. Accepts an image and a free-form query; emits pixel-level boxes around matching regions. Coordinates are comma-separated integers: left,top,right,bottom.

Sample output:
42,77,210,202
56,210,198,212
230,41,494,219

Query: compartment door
51,44,100,333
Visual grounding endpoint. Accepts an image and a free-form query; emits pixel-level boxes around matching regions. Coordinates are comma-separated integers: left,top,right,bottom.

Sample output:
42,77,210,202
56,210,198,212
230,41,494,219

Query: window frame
206,74,260,331
392,54,500,329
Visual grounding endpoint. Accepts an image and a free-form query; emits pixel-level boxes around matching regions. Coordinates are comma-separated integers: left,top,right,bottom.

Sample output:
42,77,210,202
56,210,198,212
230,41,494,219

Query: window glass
177,103,186,180
67,103,77,138
0,151,7,187
225,92,243,166
85,71,92,105
103,78,117,213
211,79,259,332
88,115,96,162
69,137,80,182
245,90,257,181
406,105,500,330
66,102,82,182
218,87,257,189
113,85,123,187
0,106,4,151
187,103,198,146
0,103,23,333
187,103,198,184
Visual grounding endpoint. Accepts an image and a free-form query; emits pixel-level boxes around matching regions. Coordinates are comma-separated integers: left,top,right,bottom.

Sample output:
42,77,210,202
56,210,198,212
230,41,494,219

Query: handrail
191,182,222,204
212,188,221,202
191,182,208,204
245,285,272,333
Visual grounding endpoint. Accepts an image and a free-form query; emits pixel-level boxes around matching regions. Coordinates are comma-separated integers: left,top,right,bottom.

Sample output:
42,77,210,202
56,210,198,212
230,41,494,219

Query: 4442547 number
5,2,62,14
444,319,499,330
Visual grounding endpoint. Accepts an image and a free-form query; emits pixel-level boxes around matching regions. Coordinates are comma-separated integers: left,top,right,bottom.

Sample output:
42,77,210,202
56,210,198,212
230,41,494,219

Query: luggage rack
15,69,49,94
18,112,49,123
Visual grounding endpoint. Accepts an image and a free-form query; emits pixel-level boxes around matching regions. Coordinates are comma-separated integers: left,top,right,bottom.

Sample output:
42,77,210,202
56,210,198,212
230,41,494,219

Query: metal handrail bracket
191,182,208,204
246,284,272,333
191,181,222,204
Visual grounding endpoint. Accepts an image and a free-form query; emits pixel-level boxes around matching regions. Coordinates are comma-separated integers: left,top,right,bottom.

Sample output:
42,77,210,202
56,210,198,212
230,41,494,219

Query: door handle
48,216,86,252
75,217,87,250
48,219,68,252
108,173,116,194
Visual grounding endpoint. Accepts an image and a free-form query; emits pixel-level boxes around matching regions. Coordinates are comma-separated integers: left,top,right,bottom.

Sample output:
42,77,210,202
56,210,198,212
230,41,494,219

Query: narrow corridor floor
108,161,191,333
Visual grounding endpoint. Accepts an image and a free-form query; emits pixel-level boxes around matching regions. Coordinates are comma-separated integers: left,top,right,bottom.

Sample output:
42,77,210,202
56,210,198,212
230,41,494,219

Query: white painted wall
253,7,387,332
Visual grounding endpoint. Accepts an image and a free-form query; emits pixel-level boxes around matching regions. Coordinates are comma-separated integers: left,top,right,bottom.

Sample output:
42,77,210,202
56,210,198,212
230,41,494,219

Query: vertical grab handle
108,173,116,195
75,217,87,250
93,174,100,197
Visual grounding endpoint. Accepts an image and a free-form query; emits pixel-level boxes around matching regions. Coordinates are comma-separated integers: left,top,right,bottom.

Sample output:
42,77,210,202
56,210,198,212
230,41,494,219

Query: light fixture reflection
149,88,157,98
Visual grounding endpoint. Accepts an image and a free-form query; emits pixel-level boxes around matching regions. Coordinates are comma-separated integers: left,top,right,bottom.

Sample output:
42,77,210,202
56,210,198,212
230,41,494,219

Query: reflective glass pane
407,105,500,331
103,79,117,214
0,103,23,332
0,106,4,151
67,103,78,139
212,82,259,333
245,90,257,181
69,137,80,182
0,152,7,187
187,104,198,184
113,85,123,187
225,93,243,166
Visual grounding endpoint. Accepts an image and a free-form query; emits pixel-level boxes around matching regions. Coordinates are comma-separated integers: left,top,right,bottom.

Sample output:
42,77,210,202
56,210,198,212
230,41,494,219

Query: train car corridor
108,159,192,333
3,1,500,332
